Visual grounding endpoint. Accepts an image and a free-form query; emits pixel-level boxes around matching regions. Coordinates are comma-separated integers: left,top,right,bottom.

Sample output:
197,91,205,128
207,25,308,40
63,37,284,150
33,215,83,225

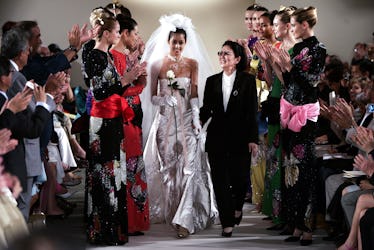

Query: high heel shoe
176,226,189,239
221,230,232,237
221,227,233,237
300,238,313,246
300,232,313,246
284,234,301,242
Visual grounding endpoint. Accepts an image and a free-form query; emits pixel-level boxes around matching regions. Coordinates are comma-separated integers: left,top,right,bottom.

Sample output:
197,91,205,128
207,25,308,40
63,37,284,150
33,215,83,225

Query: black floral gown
281,36,326,232
85,49,128,245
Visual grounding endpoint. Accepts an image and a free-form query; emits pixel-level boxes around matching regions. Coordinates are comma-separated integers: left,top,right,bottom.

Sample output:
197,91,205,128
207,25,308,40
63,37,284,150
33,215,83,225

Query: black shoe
221,230,232,237
284,235,301,242
300,239,313,246
266,223,285,231
262,216,272,221
234,212,243,225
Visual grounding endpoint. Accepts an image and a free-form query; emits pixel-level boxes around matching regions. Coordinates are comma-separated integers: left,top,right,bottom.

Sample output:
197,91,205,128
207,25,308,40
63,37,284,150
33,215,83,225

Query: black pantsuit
209,153,251,227
200,71,258,228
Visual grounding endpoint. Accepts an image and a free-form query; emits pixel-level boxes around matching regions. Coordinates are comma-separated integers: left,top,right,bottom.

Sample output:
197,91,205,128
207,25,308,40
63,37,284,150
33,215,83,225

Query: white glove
190,97,201,136
151,95,177,107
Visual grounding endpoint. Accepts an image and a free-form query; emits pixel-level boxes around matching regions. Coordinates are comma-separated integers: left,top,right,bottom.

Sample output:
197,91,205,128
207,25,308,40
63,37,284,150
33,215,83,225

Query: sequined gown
85,49,128,245
281,36,326,231
144,77,218,234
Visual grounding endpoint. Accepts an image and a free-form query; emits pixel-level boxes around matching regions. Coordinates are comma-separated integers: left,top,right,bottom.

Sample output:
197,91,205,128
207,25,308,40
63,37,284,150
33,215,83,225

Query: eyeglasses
217,51,232,57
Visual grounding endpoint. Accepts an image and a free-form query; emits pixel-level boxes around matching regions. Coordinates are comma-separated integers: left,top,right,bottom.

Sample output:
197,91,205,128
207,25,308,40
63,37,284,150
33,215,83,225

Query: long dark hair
222,40,247,72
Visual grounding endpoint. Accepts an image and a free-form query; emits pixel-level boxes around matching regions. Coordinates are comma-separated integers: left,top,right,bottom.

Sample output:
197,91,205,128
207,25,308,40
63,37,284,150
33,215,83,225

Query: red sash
90,94,134,123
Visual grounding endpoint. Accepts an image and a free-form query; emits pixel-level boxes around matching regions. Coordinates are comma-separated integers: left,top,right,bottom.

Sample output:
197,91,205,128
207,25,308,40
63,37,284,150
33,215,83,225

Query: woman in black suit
200,40,258,237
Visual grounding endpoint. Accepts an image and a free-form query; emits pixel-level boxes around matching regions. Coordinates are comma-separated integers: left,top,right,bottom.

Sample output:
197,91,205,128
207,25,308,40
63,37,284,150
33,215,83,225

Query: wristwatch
68,45,78,53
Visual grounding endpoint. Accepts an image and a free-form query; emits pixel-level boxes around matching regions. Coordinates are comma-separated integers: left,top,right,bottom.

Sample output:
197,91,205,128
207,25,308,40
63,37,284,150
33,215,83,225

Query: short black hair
222,40,247,72
325,57,344,83
359,58,374,78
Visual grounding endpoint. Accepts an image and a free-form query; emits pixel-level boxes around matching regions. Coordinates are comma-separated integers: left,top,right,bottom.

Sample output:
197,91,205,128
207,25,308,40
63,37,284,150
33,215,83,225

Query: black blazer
0,94,50,190
200,71,258,154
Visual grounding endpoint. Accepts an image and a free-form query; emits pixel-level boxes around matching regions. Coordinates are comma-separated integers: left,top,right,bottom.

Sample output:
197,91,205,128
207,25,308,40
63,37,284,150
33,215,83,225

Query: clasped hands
120,61,147,87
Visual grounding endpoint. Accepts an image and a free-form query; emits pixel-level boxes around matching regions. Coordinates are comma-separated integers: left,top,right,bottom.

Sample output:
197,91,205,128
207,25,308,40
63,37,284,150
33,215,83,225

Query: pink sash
280,97,319,132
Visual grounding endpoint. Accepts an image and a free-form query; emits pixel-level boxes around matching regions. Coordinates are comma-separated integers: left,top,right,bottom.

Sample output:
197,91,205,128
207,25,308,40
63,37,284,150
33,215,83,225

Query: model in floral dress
274,7,326,245
110,15,149,235
85,14,132,246
254,8,297,230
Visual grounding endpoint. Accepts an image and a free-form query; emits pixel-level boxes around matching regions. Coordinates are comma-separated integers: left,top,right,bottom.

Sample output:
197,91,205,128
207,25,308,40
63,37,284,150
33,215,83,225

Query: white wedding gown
143,77,218,234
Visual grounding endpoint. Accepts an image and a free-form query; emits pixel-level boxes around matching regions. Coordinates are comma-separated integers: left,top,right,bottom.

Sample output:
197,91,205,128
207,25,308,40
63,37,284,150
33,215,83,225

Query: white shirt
9,60,19,72
9,59,52,112
222,71,236,111
0,90,8,100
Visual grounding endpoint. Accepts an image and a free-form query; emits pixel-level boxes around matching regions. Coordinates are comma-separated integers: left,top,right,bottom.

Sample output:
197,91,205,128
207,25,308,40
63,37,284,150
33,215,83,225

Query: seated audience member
0,56,52,222
0,128,28,249
2,27,63,220
351,42,368,65
337,140,374,250
319,81,373,242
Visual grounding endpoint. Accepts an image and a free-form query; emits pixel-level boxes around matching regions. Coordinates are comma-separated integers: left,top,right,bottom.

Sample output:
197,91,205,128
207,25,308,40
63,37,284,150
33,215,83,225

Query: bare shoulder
184,57,198,68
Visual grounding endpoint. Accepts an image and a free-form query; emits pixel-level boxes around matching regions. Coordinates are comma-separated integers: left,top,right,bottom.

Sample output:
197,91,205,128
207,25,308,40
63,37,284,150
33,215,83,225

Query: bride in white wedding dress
141,14,218,238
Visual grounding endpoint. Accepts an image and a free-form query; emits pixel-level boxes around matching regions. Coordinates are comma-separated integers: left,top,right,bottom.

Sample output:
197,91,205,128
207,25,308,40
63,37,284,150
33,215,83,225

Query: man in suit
17,20,81,86
200,41,258,237
1,27,62,220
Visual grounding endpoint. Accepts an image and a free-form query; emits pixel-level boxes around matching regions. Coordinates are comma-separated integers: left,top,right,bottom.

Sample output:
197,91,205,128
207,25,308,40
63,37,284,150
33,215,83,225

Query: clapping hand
0,169,22,198
4,89,32,114
332,98,356,129
353,154,374,177
33,84,47,103
272,48,291,72
254,42,271,62
351,126,374,153
0,129,18,155
80,23,99,44
68,24,82,51
45,71,66,97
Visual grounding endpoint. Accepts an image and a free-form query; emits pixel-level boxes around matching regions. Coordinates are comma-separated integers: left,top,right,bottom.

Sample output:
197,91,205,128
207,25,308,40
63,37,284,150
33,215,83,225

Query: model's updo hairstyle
276,6,297,24
246,4,257,11
91,11,117,40
292,6,318,28
260,10,278,25
168,28,187,43
116,14,137,34
89,7,114,28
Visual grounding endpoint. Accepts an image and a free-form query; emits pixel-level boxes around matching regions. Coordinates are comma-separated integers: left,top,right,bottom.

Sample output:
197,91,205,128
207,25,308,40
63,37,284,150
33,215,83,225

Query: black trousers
208,152,251,228
360,207,374,250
